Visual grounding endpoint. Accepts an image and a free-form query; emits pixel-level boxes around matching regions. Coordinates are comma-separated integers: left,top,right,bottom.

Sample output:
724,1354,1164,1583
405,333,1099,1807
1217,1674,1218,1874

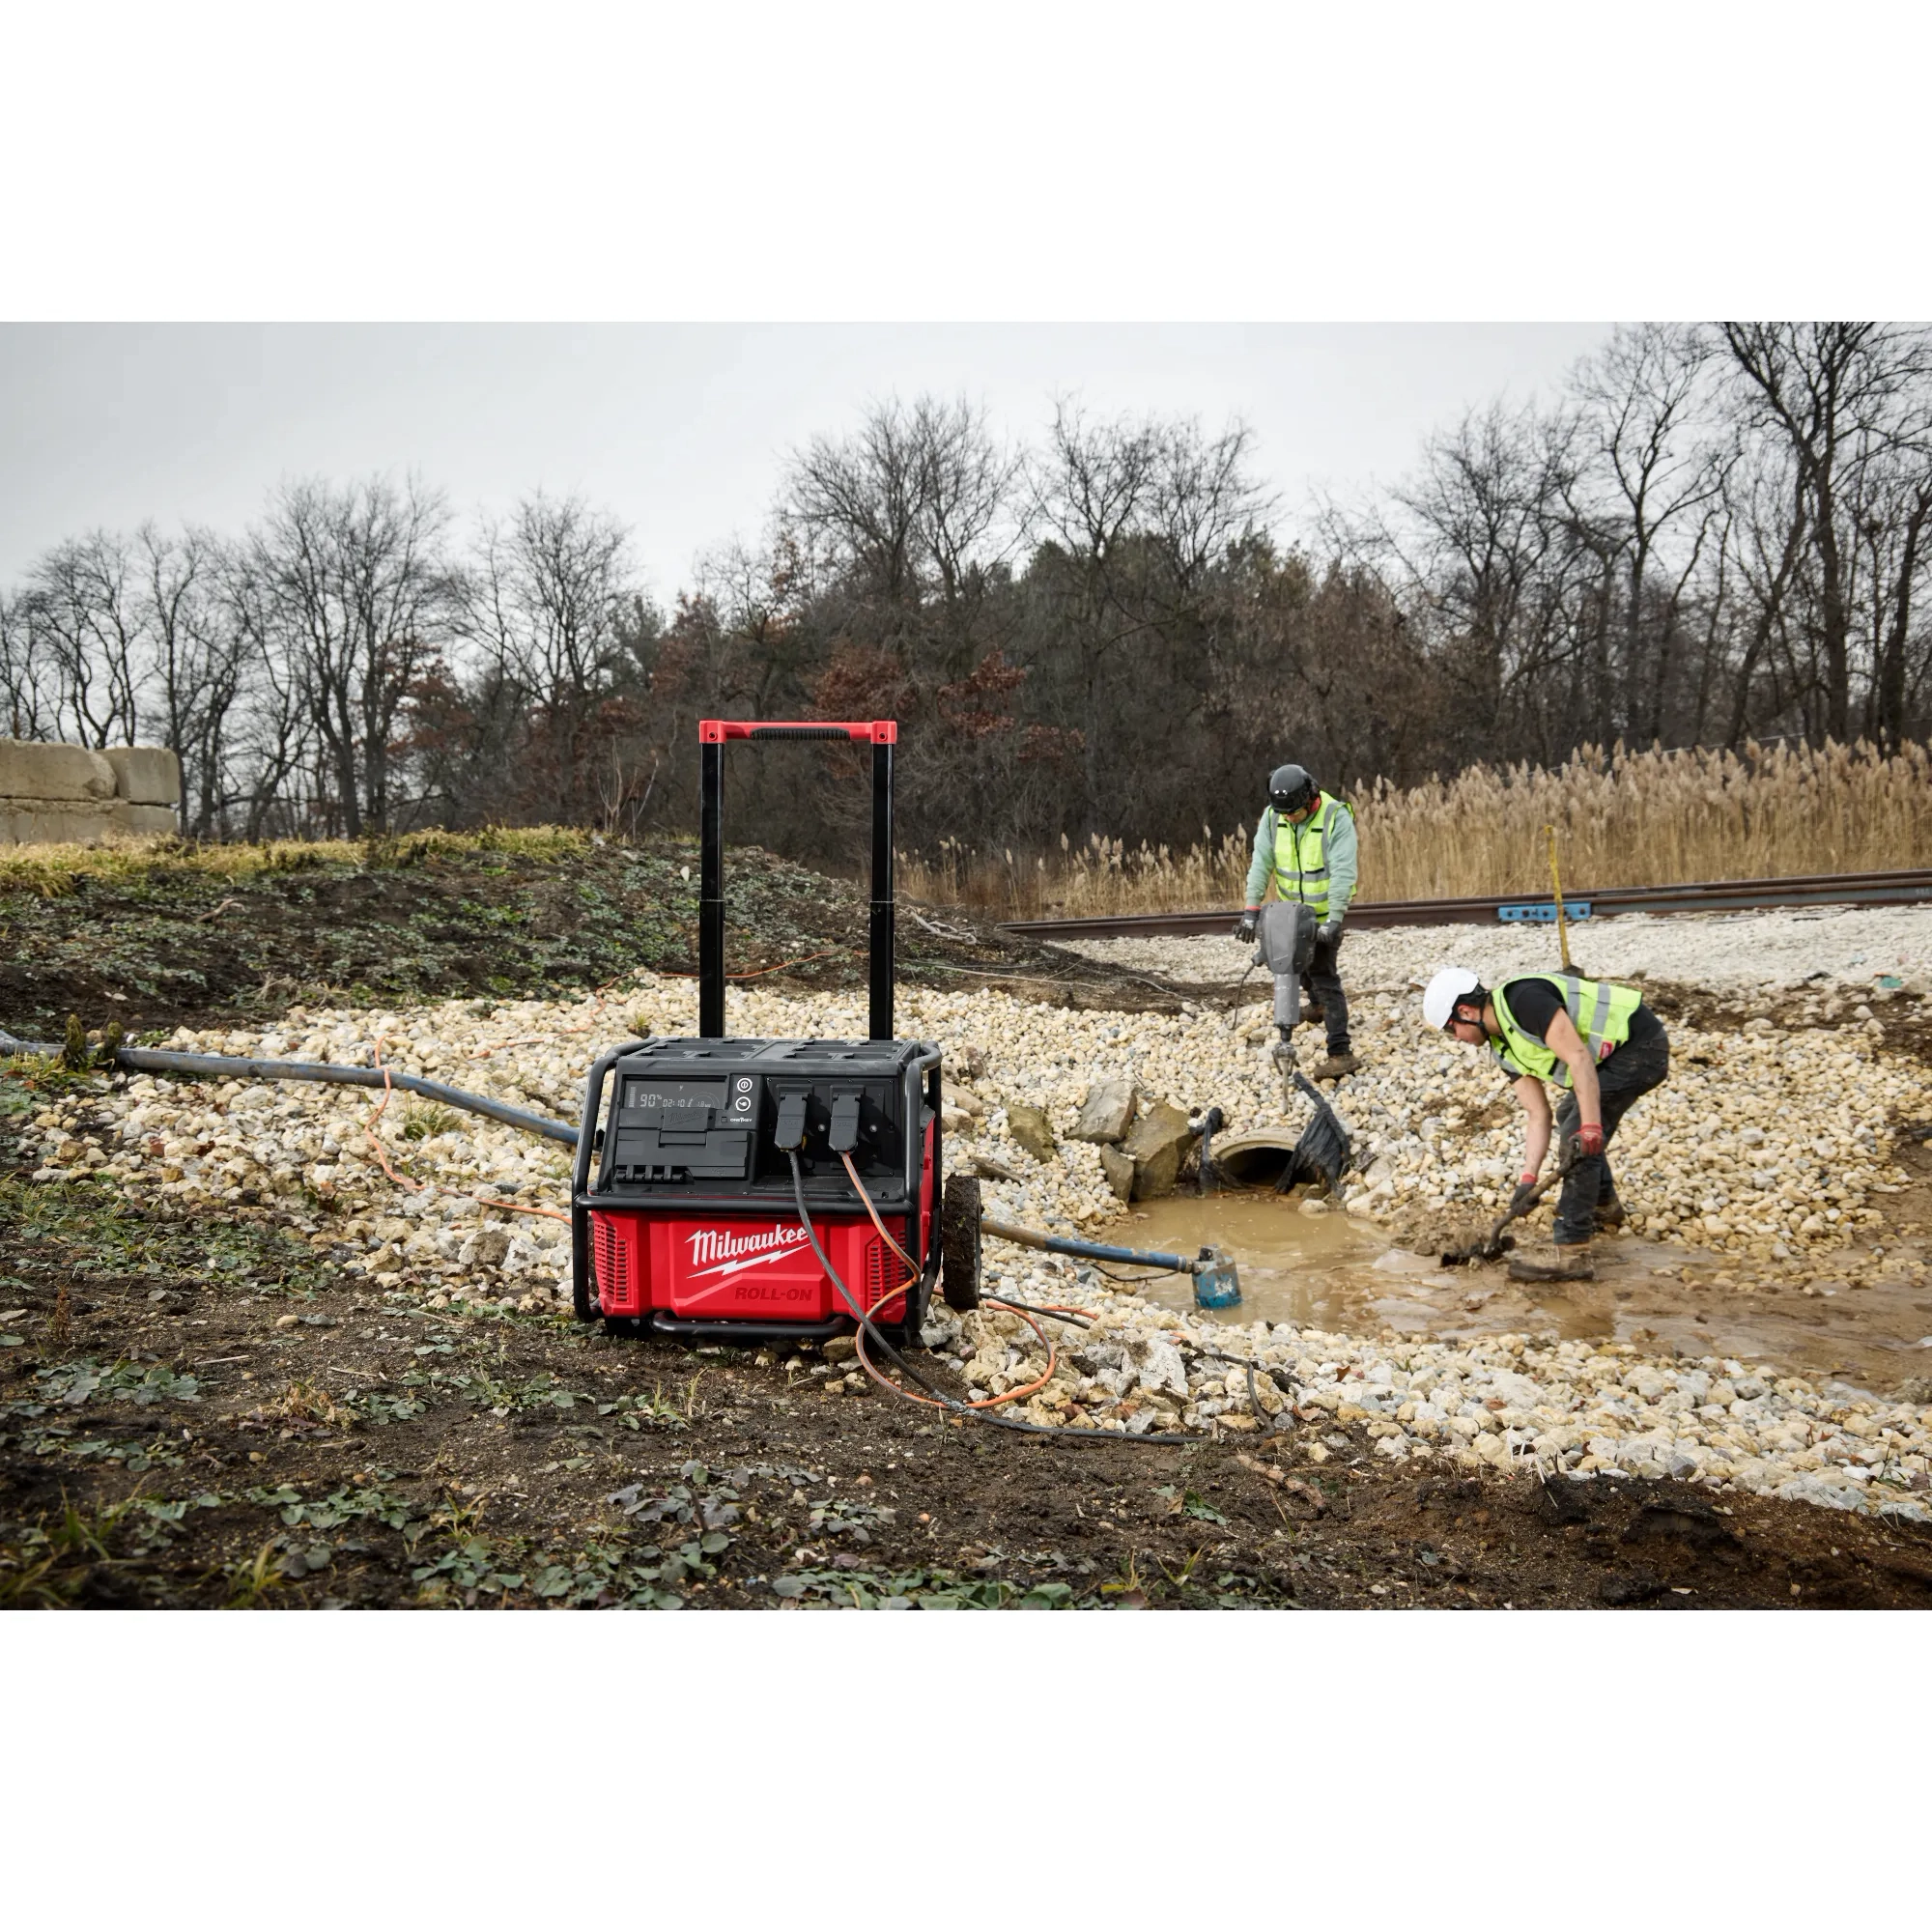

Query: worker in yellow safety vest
1421,966,1671,1282
1236,764,1359,1079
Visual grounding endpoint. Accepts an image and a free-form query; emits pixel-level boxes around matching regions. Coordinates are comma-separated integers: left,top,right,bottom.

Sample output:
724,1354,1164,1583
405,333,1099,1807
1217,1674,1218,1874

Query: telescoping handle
696,720,898,1042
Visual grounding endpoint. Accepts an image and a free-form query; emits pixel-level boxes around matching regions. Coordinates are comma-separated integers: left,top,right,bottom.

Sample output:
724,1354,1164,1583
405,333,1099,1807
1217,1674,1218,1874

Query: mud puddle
1109,1188,1932,1395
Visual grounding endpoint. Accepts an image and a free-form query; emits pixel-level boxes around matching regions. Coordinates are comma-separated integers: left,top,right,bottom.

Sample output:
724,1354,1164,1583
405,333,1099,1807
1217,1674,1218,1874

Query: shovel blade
1440,1227,1516,1267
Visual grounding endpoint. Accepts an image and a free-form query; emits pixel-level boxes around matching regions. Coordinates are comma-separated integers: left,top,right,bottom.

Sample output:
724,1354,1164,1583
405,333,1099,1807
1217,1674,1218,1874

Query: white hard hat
1422,967,1482,1032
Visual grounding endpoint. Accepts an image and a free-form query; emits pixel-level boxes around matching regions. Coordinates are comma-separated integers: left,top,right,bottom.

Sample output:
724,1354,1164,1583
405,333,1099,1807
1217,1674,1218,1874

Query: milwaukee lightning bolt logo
686,1223,814,1281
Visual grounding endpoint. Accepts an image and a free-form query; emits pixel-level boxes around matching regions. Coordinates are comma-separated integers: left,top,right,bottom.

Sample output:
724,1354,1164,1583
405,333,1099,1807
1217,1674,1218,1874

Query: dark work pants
1550,1018,1670,1246
1299,927,1350,1055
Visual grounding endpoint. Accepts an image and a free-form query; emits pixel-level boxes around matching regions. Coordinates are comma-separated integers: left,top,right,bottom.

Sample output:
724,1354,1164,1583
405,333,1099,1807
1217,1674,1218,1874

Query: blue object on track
1497,901,1592,923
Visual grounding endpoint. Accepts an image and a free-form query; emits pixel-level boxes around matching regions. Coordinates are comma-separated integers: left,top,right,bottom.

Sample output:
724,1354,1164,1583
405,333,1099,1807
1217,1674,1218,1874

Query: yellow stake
1545,824,1573,973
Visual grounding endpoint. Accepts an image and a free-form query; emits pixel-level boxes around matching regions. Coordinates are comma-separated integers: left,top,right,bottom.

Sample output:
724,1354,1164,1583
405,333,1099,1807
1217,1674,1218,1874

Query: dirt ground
7,846,1932,1609
6,1159,1930,1609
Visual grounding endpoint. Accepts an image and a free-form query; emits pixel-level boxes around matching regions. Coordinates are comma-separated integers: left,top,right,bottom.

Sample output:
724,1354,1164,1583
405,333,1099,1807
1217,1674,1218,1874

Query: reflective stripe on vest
1489,974,1642,1088
1269,791,1346,917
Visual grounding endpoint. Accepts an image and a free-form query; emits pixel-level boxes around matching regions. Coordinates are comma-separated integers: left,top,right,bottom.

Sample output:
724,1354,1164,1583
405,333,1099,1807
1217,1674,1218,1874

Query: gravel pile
17,969,1932,1520
933,1294,1932,1522
1059,901,1932,995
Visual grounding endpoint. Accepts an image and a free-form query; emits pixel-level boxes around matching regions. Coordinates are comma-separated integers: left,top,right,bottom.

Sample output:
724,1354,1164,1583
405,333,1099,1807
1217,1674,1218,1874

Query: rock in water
1099,1145,1136,1203
1071,1076,1136,1145
1122,1099,1194,1200
1007,1102,1058,1164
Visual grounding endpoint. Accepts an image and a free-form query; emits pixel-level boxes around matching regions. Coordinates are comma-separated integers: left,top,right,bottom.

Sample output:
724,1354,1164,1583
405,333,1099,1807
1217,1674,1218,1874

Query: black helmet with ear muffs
1268,763,1318,814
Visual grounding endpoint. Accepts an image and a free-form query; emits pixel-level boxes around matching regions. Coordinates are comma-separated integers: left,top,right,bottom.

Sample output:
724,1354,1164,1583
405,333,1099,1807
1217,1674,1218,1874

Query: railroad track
998,866,1932,941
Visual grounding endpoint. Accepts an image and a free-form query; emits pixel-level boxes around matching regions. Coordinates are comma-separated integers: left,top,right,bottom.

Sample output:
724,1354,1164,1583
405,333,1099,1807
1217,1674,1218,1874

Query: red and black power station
571,720,965,1347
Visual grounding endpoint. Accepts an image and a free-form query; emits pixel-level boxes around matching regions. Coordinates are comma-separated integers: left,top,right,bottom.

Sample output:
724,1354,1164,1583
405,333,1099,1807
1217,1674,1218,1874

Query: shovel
1440,1148,1576,1267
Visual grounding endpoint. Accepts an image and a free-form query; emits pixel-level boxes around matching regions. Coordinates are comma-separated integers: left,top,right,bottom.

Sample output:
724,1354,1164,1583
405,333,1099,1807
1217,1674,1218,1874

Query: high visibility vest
1267,791,1350,918
1490,974,1643,1088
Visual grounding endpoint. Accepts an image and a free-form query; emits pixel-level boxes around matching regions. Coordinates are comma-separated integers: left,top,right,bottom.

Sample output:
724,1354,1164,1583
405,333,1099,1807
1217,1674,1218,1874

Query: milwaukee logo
686,1222,813,1281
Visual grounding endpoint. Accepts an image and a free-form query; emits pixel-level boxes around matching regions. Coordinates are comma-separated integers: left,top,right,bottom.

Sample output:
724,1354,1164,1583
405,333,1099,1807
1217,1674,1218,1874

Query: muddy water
1107,1186,1932,1393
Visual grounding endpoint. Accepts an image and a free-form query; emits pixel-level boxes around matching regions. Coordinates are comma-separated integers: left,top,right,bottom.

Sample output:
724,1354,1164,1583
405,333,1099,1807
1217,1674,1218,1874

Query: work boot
1593,1198,1627,1235
1311,1051,1360,1080
1507,1239,1595,1283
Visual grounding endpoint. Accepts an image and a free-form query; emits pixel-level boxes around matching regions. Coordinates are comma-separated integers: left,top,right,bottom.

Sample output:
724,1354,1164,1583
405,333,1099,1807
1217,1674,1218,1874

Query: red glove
1575,1122,1605,1157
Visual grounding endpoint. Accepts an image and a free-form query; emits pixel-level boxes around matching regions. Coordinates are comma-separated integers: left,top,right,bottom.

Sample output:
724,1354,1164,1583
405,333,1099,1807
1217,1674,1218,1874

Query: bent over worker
1235,763,1359,1078
1421,966,1670,1282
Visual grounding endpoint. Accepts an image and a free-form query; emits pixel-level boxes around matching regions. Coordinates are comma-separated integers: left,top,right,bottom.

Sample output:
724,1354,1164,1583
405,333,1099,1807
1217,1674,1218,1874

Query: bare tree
1856,444,1932,750
133,523,256,837
1568,323,1732,744
782,394,1019,682
0,589,56,739
458,492,642,812
1720,322,1932,740
1022,402,1268,828
1375,400,1598,764
786,396,1012,604
20,529,147,747
250,475,454,836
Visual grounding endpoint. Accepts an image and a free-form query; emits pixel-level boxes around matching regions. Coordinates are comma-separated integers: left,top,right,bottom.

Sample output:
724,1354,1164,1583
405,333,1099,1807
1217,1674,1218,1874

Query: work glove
1509,1174,1540,1216
1574,1122,1605,1158
1316,919,1342,947
1235,910,1258,944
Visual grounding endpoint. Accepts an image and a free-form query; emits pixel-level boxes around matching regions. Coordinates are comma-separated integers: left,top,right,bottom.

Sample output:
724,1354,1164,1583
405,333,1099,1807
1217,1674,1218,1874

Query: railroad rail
998,866,1932,941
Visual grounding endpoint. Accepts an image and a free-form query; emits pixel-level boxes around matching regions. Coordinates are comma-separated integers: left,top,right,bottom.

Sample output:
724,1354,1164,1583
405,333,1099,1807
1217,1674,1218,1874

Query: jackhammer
1252,900,1321,1105
1246,901,1355,1198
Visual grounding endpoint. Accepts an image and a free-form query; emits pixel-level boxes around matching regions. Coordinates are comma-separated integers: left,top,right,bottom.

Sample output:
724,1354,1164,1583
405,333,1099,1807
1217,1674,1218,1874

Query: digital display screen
621,1078,727,1114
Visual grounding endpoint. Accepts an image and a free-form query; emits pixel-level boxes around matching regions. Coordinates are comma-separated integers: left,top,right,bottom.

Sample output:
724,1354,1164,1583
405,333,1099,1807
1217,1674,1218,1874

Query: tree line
4,322,1930,864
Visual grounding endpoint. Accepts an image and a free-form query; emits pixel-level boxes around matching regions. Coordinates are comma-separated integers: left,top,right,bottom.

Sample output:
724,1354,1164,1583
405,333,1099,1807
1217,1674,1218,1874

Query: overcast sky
0,323,1613,600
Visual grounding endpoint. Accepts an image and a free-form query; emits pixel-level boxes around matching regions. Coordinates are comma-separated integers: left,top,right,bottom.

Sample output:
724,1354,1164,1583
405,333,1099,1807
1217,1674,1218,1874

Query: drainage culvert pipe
0,1034,582,1147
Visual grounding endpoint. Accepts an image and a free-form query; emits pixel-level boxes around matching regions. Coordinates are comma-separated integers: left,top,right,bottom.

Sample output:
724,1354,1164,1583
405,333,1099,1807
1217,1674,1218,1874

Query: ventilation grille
593,1217,639,1315
865,1236,907,1317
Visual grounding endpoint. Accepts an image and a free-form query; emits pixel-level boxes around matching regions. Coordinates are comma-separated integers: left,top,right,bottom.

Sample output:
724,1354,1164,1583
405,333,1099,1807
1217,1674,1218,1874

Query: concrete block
111,801,181,836
0,739,117,801
0,803,122,845
101,744,183,806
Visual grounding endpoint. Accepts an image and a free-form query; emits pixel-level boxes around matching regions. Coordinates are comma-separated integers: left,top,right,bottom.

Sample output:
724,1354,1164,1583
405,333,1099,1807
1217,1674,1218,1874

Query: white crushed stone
20,968,1932,1522
1058,902,1932,996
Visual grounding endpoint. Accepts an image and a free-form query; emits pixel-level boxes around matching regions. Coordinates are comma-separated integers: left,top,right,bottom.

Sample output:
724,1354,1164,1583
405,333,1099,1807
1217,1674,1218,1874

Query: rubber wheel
941,1173,982,1312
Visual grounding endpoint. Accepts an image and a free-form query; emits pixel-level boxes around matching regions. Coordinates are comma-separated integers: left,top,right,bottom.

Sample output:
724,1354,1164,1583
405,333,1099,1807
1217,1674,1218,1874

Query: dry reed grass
899,739,1932,918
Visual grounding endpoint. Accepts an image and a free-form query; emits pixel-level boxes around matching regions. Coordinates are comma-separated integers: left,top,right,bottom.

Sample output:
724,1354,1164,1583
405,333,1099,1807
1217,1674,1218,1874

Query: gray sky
0,323,1613,600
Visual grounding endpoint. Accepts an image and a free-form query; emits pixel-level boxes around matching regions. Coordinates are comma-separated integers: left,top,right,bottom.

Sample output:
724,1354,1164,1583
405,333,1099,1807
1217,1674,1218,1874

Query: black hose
0,1034,580,1146
983,1295,1092,1329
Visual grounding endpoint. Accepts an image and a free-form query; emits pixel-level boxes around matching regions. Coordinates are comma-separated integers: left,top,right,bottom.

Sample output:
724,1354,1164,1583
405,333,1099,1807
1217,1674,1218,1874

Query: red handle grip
698,719,895,744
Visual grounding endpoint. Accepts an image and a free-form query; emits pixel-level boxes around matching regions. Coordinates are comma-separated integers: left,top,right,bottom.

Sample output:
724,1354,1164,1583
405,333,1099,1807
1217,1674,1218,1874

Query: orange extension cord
837,1149,1083,1413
